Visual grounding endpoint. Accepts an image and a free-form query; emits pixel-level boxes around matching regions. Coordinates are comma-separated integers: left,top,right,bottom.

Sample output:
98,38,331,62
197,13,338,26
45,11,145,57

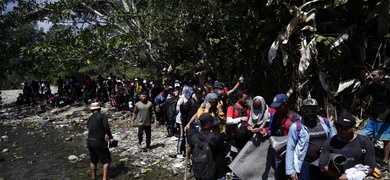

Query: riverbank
0,88,387,180
0,88,190,179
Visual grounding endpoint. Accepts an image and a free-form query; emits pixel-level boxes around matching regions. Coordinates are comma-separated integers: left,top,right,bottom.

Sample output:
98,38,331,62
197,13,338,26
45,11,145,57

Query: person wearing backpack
190,113,227,180
174,84,193,157
285,98,336,180
184,86,205,135
163,86,179,137
318,113,376,179
226,90,251,160
269,93,299,180
197,92,226,134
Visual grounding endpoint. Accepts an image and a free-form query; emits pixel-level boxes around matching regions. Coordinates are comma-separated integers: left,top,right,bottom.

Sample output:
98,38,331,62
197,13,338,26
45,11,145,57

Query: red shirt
226,103,250,136
273,111,297,136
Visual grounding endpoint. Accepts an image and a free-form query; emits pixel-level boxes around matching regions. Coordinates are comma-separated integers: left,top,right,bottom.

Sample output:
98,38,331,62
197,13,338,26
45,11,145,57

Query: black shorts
87,140,112,164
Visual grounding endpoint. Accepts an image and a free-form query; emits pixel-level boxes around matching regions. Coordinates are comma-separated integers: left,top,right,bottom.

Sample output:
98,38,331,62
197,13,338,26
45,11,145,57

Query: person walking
132,91,156,151
285,97,336,180
189,113,227,180
269,93,300,180
358,67,390,171
319,113,376,179
197,92,226,134
226,90,250,160
87,102,115,180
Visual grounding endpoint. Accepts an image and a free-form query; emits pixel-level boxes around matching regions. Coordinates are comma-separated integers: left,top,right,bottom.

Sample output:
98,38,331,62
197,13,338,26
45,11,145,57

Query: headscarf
248,96,270,127
182,85,193,100
201,92,219,109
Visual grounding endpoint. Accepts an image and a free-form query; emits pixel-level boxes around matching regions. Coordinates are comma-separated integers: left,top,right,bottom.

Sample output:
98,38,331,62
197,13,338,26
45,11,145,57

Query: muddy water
0,125,185,180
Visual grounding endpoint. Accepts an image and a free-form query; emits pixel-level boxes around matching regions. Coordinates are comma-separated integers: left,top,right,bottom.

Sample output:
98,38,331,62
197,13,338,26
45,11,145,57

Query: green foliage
1,0,390,116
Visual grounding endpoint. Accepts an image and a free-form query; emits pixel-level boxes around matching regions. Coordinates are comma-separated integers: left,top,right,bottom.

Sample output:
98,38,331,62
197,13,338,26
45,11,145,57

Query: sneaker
378,162,389,172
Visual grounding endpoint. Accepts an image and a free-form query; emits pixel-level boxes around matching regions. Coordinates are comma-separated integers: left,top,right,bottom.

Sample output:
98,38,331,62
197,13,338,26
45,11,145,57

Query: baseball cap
199,113,214,124
209,98,218,103
167,86,174,90
213,82,223,90
302,98,318,107
334,113,356,128
90,102,101,110
214,88,222,97
270,93,288,108
205,93,218,103
194,86,204,93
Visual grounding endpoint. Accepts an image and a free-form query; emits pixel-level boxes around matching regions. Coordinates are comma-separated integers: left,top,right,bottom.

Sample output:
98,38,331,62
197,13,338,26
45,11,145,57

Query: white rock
68,155,78,161
174,162,183,168
119,158,129,162
140,168,147,174
119,151,130,157
134,173,140,179
2,148,9,153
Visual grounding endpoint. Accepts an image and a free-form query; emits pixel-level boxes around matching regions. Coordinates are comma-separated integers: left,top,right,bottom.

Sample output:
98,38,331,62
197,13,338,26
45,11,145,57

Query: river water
0,124,184,180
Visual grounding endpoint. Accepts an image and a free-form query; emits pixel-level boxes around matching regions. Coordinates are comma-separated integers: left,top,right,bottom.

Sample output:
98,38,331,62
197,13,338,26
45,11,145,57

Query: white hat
302,98,318,107
90,103,101,110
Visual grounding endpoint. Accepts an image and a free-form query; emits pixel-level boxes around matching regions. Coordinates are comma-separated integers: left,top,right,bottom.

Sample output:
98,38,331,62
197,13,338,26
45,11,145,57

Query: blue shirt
286,116,336,175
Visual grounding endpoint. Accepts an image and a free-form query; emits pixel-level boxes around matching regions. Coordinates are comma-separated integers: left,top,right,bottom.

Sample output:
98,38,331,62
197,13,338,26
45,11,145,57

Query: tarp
229,133,275,180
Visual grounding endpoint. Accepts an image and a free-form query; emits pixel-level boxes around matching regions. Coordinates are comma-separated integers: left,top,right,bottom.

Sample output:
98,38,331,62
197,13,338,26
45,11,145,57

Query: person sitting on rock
16,93,24,105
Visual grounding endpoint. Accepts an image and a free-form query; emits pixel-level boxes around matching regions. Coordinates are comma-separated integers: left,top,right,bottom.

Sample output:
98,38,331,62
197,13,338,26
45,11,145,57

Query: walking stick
184,129,190,180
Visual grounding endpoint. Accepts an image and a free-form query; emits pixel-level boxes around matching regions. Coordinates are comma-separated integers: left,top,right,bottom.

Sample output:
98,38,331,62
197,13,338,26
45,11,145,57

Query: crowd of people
129,68,385,180
15,68,390,180
14,74,164,111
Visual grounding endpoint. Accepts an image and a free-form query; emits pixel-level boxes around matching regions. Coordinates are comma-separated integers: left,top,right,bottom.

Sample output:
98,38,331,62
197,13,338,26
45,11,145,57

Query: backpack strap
232,104,247,117
329,136,336,152
317,115,332,137
292,113,304,135
359,135,367,154
204,132,214,144
296,118,302,135
232,104,240,112
271,112,278,133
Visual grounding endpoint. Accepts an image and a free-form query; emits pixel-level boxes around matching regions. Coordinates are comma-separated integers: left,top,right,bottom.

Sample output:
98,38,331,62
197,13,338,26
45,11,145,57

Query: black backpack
192,133,216,180
232,104,252,148
165,96,179,122
271,112,298,136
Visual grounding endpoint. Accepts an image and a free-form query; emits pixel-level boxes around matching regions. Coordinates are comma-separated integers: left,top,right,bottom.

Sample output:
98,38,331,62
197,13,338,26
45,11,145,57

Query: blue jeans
299,161,326,180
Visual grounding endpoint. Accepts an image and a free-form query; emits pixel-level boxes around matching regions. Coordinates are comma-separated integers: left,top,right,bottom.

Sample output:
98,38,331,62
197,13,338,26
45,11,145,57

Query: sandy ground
0,86,58,105
0,88,23,104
